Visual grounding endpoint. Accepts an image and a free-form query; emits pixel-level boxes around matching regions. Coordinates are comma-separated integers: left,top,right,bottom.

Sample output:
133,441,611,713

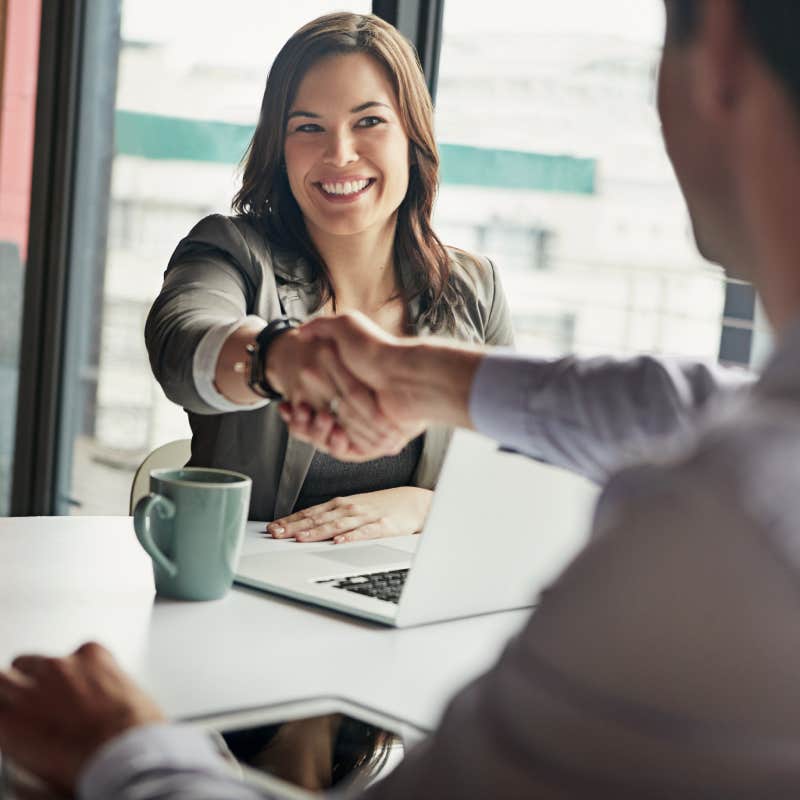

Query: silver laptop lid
395,429,599,627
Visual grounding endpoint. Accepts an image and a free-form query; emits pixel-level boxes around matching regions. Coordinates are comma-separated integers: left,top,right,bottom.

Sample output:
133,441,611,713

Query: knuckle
77,642,106,661
298,367,317,384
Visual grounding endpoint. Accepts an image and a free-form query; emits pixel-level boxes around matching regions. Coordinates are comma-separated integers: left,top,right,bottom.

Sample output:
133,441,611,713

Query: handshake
264,311,483,461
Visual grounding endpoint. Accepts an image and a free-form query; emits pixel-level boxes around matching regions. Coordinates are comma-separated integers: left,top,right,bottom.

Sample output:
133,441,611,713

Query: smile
316,178,375,201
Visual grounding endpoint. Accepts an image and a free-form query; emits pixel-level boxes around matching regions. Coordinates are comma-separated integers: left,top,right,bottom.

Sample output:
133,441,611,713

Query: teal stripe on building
114,110,595,195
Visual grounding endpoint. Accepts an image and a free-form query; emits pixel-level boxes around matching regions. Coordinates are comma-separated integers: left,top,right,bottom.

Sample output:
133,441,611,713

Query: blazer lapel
273,435,315,519
271,264,319,519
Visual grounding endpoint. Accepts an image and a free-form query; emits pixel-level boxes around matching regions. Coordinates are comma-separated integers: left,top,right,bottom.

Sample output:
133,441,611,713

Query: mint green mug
133,467,252,601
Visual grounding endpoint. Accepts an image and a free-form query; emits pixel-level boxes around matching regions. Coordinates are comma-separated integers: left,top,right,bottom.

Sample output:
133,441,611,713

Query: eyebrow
286,101,391,121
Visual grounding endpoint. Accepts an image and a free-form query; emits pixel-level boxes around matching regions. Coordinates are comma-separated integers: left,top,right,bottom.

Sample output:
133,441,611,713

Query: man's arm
292,312,752,481
78,725,267,800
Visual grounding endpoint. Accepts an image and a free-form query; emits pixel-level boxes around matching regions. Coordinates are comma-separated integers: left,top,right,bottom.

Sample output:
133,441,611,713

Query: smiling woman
144,12,514,543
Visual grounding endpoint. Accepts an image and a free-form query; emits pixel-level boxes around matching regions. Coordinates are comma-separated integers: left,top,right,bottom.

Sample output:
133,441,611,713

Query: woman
145,12,513,543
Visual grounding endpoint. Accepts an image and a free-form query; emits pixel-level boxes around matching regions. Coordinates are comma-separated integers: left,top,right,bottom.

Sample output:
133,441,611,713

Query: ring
328,395,341,416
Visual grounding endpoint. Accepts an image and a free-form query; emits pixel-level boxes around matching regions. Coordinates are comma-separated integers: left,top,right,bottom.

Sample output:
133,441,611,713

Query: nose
322,127,358,168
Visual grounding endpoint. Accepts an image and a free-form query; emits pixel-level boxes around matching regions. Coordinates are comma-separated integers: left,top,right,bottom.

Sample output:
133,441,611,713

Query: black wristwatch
246,317,300,399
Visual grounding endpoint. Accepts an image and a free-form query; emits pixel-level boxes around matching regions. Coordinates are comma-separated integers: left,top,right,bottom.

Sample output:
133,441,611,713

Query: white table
0,517,527,731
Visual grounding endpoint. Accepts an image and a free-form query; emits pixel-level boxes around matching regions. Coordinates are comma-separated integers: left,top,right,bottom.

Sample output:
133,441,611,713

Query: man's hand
282,312,482,460
267,487,433,543
266,328,405,456
0,642,165,793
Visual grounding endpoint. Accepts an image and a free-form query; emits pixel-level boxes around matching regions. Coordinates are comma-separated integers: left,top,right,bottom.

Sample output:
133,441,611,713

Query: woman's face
283,52,411,240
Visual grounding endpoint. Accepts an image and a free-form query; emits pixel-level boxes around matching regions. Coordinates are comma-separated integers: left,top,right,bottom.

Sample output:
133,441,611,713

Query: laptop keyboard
315,568,409,605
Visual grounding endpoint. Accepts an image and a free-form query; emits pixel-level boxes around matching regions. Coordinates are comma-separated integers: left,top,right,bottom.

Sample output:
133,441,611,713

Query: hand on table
0,642,164,793
267,487,433,544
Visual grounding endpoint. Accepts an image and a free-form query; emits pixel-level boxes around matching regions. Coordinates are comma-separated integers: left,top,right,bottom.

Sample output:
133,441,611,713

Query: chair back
129,439,192,514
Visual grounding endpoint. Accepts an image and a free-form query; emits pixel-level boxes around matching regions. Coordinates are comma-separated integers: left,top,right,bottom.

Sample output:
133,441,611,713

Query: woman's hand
266,330,406,457
267,487,433,544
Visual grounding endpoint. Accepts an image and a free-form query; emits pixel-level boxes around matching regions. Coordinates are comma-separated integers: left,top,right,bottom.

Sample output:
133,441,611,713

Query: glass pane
434,0,726,359
0,0,41,515
59,1,370,515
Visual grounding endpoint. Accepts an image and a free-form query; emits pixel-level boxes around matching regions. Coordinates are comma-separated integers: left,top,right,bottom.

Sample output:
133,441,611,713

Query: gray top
145,214,515,520
294,434,425,511
78,340,779,799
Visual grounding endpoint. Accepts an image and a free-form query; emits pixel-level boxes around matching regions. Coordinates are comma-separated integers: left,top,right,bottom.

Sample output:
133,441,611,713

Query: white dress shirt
78,343,786,800
192,316,269,413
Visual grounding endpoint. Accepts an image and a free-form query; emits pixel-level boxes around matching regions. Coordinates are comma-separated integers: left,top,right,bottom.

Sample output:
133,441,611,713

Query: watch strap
247,317,300,400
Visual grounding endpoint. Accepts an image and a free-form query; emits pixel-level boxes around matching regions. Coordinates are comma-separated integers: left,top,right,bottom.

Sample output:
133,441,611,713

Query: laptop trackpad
317,545,410,569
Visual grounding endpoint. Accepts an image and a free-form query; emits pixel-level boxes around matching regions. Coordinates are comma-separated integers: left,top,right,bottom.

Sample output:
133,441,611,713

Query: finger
309,409,337,445
332,520,389,544
304,345,394,444
0,668,34,703
74,641,114,665
286,391,385,457
283,403,321,446
327,427,375,462
10,655,50,678
293,344,343,409
295,515,364,542
280,510,335,539
268,499,337,538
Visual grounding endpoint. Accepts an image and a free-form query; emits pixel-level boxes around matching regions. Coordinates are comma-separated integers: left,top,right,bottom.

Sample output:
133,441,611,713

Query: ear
692,0,748,123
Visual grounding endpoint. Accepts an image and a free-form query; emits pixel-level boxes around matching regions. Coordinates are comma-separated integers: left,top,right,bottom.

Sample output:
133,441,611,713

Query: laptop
235,429,599,627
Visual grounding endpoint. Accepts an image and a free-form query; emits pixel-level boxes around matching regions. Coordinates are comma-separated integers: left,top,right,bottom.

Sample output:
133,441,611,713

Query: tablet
1,697,427,799
191,696,428,797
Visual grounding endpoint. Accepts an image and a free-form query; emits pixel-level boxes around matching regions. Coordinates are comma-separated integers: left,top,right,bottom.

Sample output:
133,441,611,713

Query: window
58,0,370,515
433,0,727,359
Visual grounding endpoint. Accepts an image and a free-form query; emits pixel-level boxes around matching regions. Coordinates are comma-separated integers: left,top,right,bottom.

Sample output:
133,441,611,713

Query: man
2,0,800,796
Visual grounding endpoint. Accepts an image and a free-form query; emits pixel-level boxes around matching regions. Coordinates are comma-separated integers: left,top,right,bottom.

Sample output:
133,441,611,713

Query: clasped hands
266,311,423,463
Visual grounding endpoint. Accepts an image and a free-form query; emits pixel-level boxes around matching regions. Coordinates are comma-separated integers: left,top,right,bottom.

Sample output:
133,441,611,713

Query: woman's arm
145,215,271,415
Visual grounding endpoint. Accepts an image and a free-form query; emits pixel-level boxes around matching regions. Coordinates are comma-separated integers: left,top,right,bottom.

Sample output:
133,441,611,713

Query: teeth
321,179,370,196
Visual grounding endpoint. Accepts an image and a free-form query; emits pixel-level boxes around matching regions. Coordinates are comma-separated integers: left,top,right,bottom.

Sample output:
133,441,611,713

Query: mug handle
133,493,178,578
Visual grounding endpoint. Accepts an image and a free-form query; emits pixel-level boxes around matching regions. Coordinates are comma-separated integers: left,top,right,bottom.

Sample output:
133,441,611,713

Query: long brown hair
232,12,462,332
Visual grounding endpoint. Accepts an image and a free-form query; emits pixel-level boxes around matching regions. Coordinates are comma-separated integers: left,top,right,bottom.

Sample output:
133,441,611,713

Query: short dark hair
668,1,800,110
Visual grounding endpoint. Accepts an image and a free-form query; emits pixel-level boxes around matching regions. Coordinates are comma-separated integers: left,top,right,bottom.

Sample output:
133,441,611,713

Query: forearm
467,351,751,482
79,725,267,800
387,341,751,483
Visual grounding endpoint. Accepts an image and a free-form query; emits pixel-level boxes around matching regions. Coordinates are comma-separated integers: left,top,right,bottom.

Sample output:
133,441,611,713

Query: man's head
659,1,800,290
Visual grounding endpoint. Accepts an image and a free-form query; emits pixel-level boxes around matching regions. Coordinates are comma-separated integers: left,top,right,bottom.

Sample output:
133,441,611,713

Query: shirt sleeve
468,349,753,482
192,315,269,413
78,723,270,800
365,462,800,798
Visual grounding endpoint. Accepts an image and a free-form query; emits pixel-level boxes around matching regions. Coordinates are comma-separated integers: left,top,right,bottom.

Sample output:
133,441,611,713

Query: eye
291,122,323,133
356,116,385,128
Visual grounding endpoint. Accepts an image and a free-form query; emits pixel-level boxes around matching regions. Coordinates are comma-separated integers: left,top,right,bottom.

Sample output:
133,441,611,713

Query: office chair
129,439,192,514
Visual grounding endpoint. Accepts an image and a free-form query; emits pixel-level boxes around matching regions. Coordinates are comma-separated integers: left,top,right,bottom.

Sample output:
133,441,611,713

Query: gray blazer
145,214,514,520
